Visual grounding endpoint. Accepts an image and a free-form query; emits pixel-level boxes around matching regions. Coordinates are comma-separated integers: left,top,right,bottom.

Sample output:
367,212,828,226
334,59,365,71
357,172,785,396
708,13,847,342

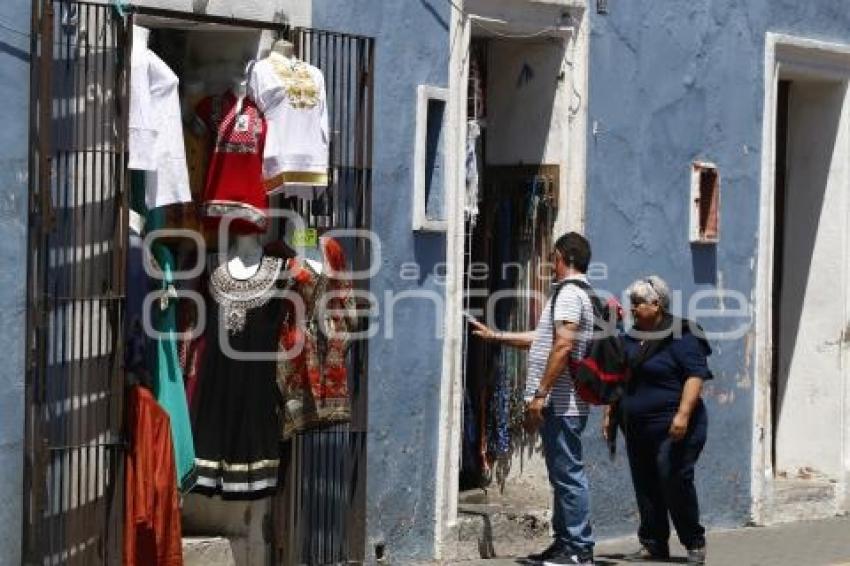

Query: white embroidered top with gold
248,53,330,191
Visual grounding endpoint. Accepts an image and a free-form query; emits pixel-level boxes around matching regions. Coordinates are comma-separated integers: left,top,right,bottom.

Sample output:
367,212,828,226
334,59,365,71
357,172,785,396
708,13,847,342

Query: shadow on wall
774,79,845,434
691,244,717,285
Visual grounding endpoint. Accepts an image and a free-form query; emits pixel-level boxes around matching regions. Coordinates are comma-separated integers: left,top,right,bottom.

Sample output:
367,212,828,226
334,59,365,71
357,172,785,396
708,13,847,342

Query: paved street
448,516,850,566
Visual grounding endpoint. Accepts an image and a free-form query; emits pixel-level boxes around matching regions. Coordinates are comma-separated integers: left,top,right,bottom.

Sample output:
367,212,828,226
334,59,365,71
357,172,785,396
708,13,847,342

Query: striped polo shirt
524,275,594,417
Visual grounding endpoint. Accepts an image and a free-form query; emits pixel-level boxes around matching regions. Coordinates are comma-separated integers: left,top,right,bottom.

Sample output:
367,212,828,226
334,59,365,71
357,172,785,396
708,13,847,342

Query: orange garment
124,385,184,566
277,237,356,439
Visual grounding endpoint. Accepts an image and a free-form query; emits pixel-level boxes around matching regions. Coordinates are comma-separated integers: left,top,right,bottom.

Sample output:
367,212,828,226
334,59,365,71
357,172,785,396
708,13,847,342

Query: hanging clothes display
248,52,330,191
278,237,355,439
150,243,197,491
125,208,153,390
124,385,184,566
194,91,269,232
128,25,192,210
465,119,481,225
191,256,287,499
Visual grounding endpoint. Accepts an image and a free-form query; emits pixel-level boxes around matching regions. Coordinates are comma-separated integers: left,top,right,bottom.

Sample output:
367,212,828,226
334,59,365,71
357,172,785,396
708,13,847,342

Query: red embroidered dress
277,237,356,438
195,92,268,233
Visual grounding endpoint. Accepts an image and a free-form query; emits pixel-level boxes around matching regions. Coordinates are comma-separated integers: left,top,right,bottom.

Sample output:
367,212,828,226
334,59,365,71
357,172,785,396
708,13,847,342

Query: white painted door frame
752,32,850,524
434,1,590,558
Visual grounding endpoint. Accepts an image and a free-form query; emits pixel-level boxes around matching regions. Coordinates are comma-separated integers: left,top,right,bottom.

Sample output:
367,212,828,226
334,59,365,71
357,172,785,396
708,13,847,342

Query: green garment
131,170,195,488
151,242,196,490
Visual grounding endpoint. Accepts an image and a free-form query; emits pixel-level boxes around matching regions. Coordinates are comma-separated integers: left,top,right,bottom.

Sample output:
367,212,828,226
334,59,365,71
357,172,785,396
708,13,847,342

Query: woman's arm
469,319,535,350
669,376,704,441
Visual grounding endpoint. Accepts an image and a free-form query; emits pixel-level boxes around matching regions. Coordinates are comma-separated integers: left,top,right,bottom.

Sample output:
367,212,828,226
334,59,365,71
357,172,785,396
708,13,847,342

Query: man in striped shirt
472,232,595,565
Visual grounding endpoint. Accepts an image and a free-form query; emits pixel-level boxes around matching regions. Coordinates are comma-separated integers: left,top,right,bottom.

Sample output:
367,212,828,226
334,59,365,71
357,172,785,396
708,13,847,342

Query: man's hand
524,397,546,432
470,319,497,341
669,411,690,441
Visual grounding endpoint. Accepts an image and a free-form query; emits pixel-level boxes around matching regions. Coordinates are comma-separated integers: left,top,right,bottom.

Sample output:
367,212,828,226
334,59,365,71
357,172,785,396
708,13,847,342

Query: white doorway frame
752,32,850,524
434,0,590,558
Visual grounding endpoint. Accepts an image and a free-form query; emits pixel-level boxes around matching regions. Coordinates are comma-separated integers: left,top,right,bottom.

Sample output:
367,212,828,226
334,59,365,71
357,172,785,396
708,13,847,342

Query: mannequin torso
231,76,248,116
227,234,263,280
271,38,295,58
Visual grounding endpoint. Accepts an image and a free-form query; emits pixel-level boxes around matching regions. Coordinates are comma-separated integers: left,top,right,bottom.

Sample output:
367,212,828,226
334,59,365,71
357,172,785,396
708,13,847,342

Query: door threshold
759,477,843,524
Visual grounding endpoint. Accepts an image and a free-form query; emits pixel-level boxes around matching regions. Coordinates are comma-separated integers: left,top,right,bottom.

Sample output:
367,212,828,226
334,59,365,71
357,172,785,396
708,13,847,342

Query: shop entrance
459,35,564,493
24,2,373,564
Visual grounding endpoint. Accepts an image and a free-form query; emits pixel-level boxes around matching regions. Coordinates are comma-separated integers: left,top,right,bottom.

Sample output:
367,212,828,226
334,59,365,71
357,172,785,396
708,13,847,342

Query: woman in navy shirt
604,275,712,565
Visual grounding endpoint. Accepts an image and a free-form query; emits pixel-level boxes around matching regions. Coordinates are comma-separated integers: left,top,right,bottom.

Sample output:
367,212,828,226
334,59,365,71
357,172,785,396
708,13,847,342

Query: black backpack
551,280,627,405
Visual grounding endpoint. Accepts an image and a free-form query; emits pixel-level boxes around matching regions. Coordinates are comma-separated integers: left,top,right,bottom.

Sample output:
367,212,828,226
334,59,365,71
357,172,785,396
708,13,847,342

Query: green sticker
292,228,318,247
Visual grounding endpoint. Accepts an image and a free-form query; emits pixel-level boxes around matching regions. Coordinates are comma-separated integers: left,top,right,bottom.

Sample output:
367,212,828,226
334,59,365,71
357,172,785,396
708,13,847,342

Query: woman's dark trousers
625,411,707,552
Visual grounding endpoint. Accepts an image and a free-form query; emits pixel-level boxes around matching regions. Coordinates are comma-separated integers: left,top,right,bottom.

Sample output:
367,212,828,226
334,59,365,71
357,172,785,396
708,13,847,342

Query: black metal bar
106,11,129,561
130,3,288,32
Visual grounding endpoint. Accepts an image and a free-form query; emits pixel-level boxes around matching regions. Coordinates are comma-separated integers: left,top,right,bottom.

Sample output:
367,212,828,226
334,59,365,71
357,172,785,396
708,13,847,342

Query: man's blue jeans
540,406,594,554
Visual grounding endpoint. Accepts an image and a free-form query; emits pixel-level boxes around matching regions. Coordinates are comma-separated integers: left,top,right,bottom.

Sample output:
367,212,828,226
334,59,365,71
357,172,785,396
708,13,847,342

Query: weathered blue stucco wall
585,0,850,539
0,0,30,563
312,1,451,560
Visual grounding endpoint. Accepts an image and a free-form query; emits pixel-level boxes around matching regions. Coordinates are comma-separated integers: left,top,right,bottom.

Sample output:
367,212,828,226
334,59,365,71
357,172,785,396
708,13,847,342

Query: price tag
292,228,318,247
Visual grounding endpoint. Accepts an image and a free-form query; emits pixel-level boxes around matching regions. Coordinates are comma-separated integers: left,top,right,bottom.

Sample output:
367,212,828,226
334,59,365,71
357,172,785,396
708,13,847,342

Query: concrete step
183,536,237,566
452,502,552,560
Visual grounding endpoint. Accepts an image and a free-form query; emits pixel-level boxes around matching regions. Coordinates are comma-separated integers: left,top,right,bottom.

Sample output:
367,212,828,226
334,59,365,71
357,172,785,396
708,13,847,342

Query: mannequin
231,75,248,115
248,33,328,192
271,38,295,59
227,233,263,280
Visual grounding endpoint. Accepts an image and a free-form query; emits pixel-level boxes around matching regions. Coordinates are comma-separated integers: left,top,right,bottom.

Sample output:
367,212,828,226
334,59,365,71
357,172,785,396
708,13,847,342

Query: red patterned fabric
195,92,268,233
278,237,356,438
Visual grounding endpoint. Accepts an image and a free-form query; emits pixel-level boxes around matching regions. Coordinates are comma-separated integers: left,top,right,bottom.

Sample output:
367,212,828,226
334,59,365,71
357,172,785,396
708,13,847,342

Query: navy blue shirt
621,331,713,424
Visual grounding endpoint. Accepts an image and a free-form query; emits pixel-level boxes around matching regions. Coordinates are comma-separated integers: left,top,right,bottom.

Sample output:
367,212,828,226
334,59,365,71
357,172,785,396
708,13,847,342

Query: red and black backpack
551,280,627,406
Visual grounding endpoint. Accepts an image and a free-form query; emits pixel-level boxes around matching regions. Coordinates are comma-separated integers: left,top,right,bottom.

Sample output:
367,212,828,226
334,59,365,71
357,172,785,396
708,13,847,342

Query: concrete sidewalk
448,516,850,566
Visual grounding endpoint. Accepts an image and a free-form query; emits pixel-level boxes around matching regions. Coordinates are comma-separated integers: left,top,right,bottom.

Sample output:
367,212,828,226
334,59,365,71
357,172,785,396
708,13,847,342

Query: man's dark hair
554,232,591,273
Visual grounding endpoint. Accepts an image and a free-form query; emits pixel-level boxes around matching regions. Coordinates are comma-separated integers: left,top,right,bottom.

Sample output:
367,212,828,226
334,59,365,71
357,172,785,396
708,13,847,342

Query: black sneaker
543,549,594,565
528,540,567,562
623,544,670,561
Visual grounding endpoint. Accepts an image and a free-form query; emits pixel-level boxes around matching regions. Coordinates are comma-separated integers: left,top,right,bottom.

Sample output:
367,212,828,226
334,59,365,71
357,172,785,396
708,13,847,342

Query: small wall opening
425,98,447,221
413,85,448,231
690,161,720,244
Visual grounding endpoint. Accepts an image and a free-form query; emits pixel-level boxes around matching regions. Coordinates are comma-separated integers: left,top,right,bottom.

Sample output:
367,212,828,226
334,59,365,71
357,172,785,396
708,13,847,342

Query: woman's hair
627,275,671,310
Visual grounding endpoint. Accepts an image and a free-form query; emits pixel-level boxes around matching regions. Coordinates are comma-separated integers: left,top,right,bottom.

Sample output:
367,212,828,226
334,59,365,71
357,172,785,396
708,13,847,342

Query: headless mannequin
231,75,248,115
271,38,295,59
227,234,263,280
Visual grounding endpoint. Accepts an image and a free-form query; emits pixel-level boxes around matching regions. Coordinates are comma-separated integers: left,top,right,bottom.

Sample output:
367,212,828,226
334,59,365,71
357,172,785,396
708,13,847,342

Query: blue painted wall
0,0,30,562
312,0,850,559
585,0,850,539
312,1,451,560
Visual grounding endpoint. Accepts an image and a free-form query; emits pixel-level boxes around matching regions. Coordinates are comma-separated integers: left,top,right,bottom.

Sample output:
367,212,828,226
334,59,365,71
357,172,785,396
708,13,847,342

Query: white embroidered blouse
248,53,330,190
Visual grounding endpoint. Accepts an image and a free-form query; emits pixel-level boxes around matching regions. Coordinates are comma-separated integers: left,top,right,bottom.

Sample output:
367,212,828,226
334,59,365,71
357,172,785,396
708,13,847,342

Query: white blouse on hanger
248,53,330,191
128,25,192,209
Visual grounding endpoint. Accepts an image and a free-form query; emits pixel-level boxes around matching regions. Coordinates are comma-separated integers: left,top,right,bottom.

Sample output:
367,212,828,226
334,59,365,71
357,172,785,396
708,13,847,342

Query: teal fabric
131,171,195,488
151,235,196,490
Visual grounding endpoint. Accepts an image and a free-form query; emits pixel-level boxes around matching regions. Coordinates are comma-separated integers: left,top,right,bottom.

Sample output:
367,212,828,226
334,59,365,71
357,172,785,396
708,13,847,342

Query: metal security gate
272,27,374,566
25,1,129,564
25,2,374,565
